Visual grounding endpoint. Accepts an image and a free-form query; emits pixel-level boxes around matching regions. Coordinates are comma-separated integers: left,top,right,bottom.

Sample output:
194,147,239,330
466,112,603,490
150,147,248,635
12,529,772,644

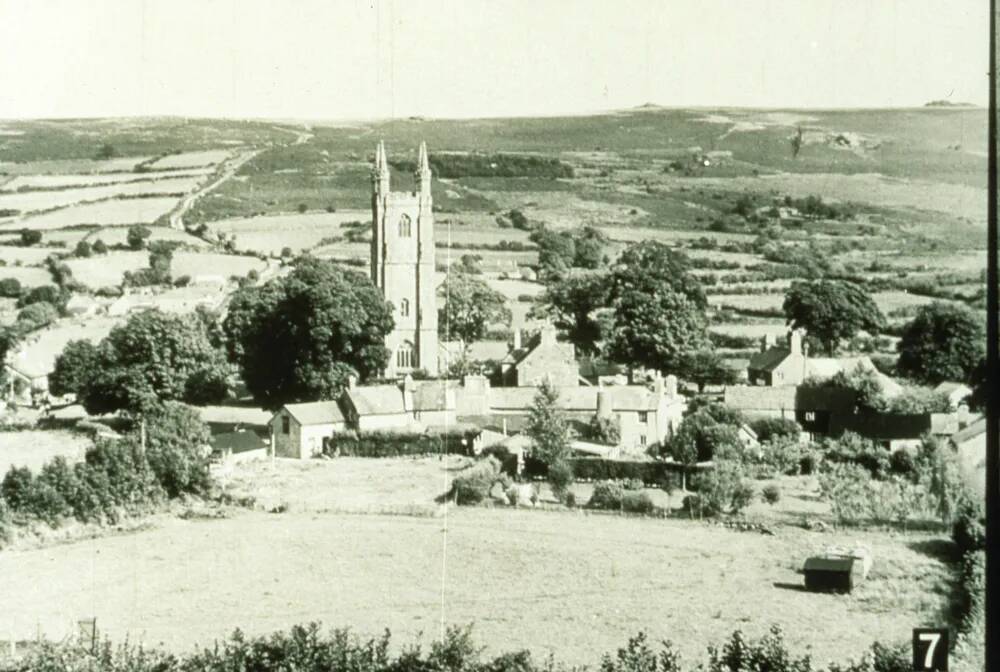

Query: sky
0,0,989,120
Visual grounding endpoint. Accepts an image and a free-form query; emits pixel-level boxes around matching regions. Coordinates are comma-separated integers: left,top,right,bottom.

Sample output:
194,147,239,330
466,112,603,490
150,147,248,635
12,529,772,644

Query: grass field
0,168,214,192
0,457,955,667
0,176,202,215
6,197,181,230
0,266,53,287
65,251,265,287
0,430,92,475
149,150,234,169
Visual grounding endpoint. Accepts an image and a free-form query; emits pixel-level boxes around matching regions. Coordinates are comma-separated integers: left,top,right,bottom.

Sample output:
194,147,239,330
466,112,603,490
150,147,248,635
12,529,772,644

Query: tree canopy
529,272,610,357
69,310,232,415
605,242,709,374
223,257,394,410
896,302,985,384
783,280,885,355
676,350,739,392
438,273,511,344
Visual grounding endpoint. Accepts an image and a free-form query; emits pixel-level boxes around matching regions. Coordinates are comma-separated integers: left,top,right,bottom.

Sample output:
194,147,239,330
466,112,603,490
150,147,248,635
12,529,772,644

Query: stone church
371,141,439,377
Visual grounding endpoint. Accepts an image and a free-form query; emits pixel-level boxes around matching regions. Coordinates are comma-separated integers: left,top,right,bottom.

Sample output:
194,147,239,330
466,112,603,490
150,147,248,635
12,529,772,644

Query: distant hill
924,100,978,108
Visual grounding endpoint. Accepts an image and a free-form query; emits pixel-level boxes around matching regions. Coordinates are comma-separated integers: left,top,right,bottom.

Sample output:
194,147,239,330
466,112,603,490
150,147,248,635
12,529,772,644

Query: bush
621,491,655,514
588,480,626,510
91,238,108,254
19,229,42,246
888,448,917,481
564,491,576,508
329,430,476,458
126,224,152,250
74,240,93,258
799,451,819,475
564,458,684,489
0,277,22,298
1,465,35,510
821,432,890,479
952,497,986,555
754,437,803,477
750,417,801,444
692,460,754,516
762,484,781,504
547,459,574,502
451,457,502,505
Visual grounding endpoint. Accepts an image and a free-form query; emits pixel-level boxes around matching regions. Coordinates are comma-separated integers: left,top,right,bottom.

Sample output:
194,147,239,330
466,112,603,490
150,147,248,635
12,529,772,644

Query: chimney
596,383,612,419
665,374,678,398
653,372,664,398
789,329,803,355
540,324,557,346
513,328,522,351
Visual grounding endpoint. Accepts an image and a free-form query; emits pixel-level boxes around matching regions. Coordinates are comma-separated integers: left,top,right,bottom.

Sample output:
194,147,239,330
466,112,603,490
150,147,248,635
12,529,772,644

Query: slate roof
344,385,406,416
488,385,666,412
211,429,267,455
413,381,455,412
748,347,792,372
281,401,346,425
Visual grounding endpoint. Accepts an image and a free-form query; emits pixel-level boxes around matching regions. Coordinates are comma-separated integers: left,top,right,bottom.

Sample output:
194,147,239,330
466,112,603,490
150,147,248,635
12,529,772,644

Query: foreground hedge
327,429,479,458
520,456,694,491
0,622,916,672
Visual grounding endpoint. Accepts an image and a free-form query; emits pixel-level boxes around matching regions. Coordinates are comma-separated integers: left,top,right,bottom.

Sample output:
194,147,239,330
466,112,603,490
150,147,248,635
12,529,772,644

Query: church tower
371,141,439,377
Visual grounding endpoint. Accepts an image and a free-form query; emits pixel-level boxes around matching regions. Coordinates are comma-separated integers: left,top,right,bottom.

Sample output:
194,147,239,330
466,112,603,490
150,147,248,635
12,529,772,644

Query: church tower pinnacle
370,141,438,378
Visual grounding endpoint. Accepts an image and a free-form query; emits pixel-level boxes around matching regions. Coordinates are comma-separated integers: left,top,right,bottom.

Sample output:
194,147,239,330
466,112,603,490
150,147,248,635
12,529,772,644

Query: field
0,430,92,474
64,251,266,287
148,150,233,169
0,266,53,287
0,457,955,667
4,197,181,230
0,168,213,191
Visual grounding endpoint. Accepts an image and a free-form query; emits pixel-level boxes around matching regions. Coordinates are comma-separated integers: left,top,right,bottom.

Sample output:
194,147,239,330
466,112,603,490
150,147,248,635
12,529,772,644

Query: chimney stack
513,328,522,351
665,374,678,398
789,329,803,355
540,324,557,346
653,372,664,398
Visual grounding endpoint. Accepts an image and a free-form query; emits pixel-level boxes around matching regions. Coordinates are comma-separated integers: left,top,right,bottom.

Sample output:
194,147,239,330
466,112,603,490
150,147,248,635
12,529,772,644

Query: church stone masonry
370,141,439,377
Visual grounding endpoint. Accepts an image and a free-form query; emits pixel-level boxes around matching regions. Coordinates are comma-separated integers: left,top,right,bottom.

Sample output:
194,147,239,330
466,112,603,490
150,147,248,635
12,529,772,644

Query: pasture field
149,150,234,169
0,430,92,475
65,251,266,287
707,293,784,312
0,168,214,191
0,175,204,214
0,245,64,265
6,317,122,378
0,156,154,175
7,197,180,230
206,211,368,254
0,266,53,287
0,457,954,667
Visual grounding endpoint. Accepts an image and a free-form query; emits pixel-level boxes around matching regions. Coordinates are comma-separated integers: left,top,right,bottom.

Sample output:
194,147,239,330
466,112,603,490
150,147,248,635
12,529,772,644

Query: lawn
0,456,955,667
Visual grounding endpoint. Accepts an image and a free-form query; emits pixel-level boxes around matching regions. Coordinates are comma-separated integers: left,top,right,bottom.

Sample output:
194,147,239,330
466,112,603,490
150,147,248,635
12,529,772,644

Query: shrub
451,457,502,505
587,414,621,446
692,460,754,516
173,274,192,287
19,228,42,246
621,491,655,515
750,417,801,444
755,437,802,477
799,451,819,475
1,465,35,510
74,240,93,258
588,480,626,510
821,432,890,479
888,448,917,481
564,491,576,508
547,459,574,502
92,238,108,254
330,430,475,458
0,277,22,298
126,224,152,250
762,484,781,504
952,497,986,555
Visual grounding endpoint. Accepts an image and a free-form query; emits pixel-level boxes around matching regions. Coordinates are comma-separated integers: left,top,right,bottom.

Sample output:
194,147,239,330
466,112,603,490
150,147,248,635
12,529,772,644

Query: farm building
269,401,347,459
499,325,579,387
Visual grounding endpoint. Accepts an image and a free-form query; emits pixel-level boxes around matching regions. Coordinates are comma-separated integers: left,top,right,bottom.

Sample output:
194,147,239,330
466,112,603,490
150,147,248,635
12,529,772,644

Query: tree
750,417,802,444
49,340,101,397
75,309,230,415
0,277,22,298
126,225,152,250
605,242,709,374
74,240,92,258
143,402,212,498
223,257,394,410
91,238,108,255
507,209,531,231
17,284,67,311
573,226,608,269
19,229,41,246
668,407,742,490
896,302,985,384
438,274,511,344
783,280,886,355
16,301,59,330
95,143,118,160
790,126,803,158
676,350,739,392
526,379,573,499
529,272,610,356
530,227,576,274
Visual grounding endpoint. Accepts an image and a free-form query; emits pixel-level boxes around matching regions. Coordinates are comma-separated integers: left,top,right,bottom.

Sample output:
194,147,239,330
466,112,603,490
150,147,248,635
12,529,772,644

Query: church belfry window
397,341,415,369
398,214,412,238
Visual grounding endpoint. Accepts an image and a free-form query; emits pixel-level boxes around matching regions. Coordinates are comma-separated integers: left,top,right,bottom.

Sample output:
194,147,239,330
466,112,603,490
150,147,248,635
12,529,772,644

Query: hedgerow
327,429,479,458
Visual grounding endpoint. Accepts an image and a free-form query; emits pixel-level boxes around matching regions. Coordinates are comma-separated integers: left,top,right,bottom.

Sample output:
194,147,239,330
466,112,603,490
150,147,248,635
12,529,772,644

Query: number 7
919,632,941,669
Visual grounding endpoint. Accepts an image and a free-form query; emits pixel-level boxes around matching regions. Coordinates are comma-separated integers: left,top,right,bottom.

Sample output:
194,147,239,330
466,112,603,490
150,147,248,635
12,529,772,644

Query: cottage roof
413,381,455,412
199,404,272,427
748,347,792,372
281,400,345,426
934,381,972,397
211,429,266,455
344,384,406,416
488,384,666,412
951,416,986,446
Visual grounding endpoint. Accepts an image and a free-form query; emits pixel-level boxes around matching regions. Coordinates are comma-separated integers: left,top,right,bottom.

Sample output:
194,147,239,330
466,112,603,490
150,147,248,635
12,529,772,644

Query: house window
804,411,816,422
396,341,414,369
638,411,648,424
400,298,410,317
639,435,647,446
398,214,412,237
281,416,290,434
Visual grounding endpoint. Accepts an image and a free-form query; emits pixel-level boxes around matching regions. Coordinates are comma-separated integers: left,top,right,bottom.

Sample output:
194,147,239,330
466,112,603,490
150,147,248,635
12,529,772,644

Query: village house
269,401,346,459
498,325,580,387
